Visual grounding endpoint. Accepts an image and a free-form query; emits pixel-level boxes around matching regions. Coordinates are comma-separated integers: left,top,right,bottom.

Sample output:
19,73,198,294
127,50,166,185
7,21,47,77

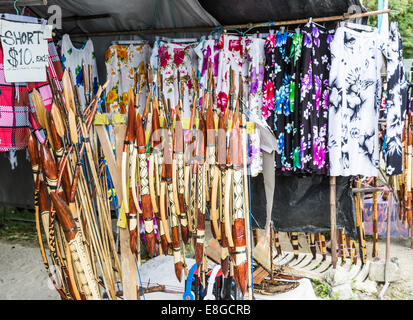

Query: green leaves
366,0,413,59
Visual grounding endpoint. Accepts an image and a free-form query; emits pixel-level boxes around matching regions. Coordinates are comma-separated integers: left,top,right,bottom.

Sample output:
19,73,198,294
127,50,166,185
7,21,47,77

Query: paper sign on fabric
0,20,51,82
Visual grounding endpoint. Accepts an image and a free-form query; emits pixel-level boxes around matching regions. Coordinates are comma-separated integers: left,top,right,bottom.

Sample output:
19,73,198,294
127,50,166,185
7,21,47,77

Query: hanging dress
300,22,334,175
245,36,266,177
383,22,408,176
289,31,303,171
158,41,198,118
215,34,246,114
194,38,220,110
328,26,383,177
60,34,99,110
263,31,295,172
105,44,151,115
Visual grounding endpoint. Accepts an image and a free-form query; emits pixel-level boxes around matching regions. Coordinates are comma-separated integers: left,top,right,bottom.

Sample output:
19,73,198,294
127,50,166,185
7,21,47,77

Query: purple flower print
326,33,334,44
322,90,329,110
258,65,264,82
314,75,322,112
303,32,312,48
201,46,211,77
250,68,258,95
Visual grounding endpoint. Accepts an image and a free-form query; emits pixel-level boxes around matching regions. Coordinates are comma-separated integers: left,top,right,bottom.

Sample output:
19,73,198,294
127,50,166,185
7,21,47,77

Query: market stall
0,0,411,301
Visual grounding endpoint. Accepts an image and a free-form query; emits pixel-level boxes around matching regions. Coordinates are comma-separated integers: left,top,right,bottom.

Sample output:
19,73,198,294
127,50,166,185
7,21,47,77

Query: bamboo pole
68,9,391,38
372,178,378,258
330,176,338,269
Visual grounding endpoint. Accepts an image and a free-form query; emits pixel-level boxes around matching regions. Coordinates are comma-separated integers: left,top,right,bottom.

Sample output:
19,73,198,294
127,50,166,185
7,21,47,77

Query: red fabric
0,40,63,151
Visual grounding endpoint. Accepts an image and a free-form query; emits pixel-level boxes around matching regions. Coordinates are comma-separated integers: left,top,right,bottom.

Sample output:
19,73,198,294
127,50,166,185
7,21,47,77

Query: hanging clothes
263,31,301,174
27,41,64,112
289,31,303,171
0,45,31,152
328,26,383,177
300,22,334,175
60,34,99,110
194,38,220,110
383,22,408,176
245,36,265,177
216,34,246,114
105,44,151,115
157,41,198,118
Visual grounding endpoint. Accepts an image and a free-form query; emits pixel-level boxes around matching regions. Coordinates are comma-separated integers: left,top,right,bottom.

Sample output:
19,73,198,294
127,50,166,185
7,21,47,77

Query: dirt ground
0,232,412,300
276,232,413,300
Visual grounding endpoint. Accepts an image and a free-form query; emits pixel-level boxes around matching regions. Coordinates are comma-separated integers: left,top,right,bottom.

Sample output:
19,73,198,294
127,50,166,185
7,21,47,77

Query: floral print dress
382,22,408,176
215,35,246,114
328,26,383,177
105,44,151,115
263,31,296,173
289,32,303,171
300,23,334,175
157,42,198,118
245,36,266,177
60,34,99,110
194,38,220,110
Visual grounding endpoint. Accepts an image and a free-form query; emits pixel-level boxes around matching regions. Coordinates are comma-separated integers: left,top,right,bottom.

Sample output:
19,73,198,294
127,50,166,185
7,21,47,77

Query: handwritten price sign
0,20,51,82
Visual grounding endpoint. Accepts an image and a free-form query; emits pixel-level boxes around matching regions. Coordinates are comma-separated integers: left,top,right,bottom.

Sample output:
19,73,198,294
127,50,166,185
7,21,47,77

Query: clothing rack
68,9,391,38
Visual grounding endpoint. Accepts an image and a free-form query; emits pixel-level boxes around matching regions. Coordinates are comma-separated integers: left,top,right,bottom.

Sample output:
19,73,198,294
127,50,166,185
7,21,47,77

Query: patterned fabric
60,34,99,110
300,23,334,175
328,26,383,177
0,38,63,151
263,31,295,172
290,32,303,171
216,35,246,114
157,41,198,118
245,36,265,177
383,22,408,176
105,44,151,115
27,41,64,112
194,38,220,110
0,45,31,151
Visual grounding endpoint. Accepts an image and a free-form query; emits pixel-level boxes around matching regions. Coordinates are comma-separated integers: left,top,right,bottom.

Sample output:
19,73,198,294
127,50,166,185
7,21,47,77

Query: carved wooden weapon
50,191,101,300
122,91,138,255
217,112,229,277
195,114,207,269
151,103,169,254
174,89,189,244
166,98,184,281
136,111,156,257
230,124,248,296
